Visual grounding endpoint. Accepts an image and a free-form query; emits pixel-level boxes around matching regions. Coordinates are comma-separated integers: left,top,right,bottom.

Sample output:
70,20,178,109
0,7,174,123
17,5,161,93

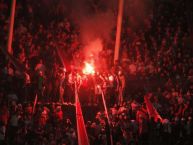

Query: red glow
82,62,95,75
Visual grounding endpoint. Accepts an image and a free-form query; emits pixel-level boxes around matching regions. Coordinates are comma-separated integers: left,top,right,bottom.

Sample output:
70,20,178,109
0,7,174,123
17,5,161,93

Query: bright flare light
82,62,95,75
109,75,114,82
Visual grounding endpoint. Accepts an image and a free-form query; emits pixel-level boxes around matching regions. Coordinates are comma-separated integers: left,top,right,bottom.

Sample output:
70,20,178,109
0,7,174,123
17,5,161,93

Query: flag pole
75,79,90,145
101,88,113,145
32,94,38,115
114,0,124,63
7,0,16,54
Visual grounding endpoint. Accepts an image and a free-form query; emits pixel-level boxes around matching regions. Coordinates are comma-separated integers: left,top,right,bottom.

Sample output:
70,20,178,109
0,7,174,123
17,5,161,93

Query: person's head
114,60,119,66
66,118,71,124
39,70,43,76
118,70,123,76
187,116,192,122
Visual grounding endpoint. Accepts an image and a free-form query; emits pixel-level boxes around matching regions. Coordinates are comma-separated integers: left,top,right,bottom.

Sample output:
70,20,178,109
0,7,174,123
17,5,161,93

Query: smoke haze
66,0,116,57
35,0,153,56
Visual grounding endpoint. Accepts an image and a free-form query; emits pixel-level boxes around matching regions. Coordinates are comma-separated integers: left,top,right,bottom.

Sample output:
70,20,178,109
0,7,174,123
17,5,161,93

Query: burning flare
82,62,95,75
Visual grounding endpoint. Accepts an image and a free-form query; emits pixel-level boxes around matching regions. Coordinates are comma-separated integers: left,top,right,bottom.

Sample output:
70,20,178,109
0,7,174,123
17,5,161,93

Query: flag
75,82,90,145
144,95,163,122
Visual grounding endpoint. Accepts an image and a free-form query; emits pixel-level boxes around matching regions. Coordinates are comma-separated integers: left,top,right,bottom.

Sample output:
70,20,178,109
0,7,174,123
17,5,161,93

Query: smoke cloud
37,0,153,57
67,0,116,57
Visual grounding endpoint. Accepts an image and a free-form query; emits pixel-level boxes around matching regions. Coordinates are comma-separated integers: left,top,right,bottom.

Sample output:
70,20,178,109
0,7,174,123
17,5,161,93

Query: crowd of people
0,0,192,145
